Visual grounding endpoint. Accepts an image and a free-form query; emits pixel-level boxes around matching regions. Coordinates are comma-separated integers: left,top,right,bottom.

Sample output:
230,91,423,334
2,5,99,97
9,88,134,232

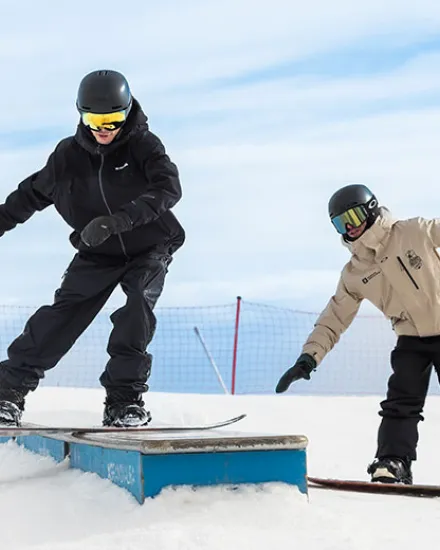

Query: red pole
231,296,242,395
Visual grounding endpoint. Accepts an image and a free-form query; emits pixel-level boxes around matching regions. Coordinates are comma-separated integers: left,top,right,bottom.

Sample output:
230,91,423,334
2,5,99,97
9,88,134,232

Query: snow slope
2,387,440,550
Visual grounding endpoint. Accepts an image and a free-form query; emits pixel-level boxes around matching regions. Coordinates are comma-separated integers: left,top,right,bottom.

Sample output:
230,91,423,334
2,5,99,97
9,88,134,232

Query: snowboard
307,476,440,497
0,413,246,437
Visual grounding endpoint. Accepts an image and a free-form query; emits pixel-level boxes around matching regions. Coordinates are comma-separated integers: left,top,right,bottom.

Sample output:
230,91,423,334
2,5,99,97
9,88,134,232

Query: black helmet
76,70,132,114
328,184,380,236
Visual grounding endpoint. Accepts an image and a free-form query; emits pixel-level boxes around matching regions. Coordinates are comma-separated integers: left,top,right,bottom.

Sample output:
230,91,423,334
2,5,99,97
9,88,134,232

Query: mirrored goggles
81,109,129,131
331,205,368,234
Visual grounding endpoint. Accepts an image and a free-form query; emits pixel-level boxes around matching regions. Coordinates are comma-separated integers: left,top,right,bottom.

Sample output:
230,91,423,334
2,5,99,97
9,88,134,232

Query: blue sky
2,0,440,314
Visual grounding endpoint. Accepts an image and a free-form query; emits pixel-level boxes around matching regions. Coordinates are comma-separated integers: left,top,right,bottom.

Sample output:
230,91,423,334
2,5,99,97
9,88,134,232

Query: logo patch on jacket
405,250,422,270
362,271,380,284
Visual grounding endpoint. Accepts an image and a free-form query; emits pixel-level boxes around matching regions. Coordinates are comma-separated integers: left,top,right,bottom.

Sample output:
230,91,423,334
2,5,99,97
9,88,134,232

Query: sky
2,1,440,313
2,387,440,549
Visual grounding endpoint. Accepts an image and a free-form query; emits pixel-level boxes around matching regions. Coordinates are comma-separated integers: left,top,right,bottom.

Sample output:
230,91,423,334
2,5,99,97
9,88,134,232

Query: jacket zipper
98,153,129,259
397,256,419,290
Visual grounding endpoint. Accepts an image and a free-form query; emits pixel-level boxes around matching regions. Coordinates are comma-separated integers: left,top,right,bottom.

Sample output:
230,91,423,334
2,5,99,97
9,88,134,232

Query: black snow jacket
0,99,185,259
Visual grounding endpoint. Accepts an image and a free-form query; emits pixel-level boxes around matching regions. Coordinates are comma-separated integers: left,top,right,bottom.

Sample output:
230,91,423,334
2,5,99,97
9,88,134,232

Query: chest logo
362,271,380,284
405,250,422,270
115,162,129,171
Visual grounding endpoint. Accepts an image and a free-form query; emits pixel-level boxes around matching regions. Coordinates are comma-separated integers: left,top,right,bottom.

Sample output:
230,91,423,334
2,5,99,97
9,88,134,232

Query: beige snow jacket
302,208,440,365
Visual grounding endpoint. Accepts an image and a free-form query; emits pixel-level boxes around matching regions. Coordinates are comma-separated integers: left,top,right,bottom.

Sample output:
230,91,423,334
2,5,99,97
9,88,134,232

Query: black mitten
275,353,317,393
81,212,132,247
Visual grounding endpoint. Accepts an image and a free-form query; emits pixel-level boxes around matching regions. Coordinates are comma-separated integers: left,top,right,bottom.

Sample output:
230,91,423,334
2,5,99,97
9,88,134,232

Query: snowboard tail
308,476,440,497
0,414,246,437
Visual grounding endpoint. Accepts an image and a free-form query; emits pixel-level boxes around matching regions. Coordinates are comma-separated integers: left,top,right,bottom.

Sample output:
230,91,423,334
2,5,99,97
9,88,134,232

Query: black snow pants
0,250,171,396
376,334,440,461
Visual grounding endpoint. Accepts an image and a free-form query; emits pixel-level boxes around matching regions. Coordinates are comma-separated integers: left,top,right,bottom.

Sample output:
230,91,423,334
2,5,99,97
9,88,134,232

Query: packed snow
1,387,440,550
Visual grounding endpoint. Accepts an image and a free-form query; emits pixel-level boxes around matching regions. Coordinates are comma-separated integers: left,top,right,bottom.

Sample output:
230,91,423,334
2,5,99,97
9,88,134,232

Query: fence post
231,296,242,395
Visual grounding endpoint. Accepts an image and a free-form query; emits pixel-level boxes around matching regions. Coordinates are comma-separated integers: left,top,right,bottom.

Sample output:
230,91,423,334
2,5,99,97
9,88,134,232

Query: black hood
74,97,149,155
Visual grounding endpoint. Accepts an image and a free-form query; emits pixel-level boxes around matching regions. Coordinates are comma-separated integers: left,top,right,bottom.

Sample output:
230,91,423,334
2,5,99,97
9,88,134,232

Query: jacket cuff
301,346,323,366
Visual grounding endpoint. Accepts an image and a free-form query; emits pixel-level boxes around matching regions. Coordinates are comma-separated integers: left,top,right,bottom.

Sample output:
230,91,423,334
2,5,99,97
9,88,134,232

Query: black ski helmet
76,70,132,114
328,184,380,234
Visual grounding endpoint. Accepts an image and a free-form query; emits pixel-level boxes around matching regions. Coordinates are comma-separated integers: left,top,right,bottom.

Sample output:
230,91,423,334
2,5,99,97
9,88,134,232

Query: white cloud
3,1,440,122
0,0,440,313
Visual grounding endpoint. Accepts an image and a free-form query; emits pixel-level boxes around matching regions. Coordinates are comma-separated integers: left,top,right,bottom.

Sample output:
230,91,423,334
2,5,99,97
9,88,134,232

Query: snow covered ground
2,387,440,550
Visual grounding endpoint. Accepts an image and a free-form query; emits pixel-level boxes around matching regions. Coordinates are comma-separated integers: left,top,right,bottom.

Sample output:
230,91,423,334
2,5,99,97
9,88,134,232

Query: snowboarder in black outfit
0,69,185,427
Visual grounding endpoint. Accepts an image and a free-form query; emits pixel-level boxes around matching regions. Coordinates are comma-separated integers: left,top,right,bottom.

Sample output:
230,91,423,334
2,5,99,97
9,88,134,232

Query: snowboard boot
0,389,25,426
103,391,151,428
367,456,413,485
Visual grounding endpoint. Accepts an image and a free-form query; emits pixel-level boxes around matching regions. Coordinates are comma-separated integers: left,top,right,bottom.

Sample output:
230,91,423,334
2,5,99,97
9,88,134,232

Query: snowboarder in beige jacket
276,183,440,485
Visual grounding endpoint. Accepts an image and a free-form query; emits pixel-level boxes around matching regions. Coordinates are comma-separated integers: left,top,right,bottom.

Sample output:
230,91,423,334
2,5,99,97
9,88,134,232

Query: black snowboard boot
103,391,151,428
367,456,413,485
0,389,25,426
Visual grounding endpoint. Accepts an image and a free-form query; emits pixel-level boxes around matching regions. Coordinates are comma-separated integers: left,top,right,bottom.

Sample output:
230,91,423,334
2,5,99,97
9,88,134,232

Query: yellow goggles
331,206,367,234
81,109,128,131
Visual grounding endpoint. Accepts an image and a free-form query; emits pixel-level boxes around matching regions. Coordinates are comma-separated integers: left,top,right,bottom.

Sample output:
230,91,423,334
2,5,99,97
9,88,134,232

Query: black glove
80,213,132,248
275,353,317,393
